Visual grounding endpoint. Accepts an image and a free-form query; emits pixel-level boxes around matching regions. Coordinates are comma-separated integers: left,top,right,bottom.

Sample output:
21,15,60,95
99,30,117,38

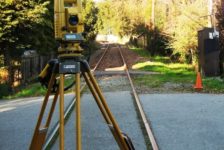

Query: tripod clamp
38,56,88,92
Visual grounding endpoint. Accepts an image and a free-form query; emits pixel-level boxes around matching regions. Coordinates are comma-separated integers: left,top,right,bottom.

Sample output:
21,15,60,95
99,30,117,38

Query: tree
97,0,144,37
83,0,99,41
166,0,208,63
0,0,52,88
216,0,224,76
97,0,124,35
81,0,99,59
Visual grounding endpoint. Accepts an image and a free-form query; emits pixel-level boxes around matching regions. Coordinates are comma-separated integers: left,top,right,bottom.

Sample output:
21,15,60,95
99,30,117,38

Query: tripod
29,55,134,150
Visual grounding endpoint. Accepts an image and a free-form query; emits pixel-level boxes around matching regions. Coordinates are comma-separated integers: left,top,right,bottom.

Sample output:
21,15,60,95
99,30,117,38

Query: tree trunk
151,0,155,29
219,32,224,77
3,48,13,91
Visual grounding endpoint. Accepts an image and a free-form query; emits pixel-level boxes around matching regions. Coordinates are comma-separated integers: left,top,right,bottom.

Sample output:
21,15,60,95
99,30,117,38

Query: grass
3,76,76,100
129,46,224,93
203,78,224,93
5,83,46,99
132,61,195,90
129,46,151,57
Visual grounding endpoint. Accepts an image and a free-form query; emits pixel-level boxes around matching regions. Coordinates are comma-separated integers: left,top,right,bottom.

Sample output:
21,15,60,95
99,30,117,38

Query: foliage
132,61,194,75
148,28,171,56
97,0,210,64
166,0,208,63
131,52,196,92
0,0,99,55
0,0,55,89
128,46,150,57
5,83,46,99
130,47,195,77
82,0,100,59
203,78,224,93
0,67,8,83
0,0,54,54
83,0,99,41
97,0,123,35
3,76,75,99
130,47,224,93
216,1,224,77
97,0,144,36
129,29,171,56
34,0,57,55
0,0,99,93
0,83,10,98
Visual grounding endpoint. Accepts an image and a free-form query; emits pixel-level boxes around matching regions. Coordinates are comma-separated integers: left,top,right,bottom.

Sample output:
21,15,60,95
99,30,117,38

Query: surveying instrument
29,0,134,149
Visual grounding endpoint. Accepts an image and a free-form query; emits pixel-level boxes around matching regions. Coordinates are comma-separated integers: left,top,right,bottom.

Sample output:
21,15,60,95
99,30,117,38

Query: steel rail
117,45,159,150
92,44,110,71
43,43,110,149
44,43,159,150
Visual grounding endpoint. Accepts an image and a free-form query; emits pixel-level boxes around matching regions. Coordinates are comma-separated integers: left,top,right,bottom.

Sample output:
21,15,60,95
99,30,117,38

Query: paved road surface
0,92,147,150
0,94,75,150
51,91,147,150
1,93,224,150
140,94,224,150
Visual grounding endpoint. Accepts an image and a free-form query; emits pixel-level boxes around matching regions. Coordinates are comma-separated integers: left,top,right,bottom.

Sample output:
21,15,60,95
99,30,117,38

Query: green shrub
0,83,10,98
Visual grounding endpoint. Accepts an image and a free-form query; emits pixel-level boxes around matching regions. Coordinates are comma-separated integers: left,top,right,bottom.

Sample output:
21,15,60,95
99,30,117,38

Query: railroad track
117,45,159,150
43,43,158,150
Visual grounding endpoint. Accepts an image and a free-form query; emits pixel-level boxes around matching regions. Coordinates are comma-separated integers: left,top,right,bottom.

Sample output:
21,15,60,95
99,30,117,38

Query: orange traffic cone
194,72,203,91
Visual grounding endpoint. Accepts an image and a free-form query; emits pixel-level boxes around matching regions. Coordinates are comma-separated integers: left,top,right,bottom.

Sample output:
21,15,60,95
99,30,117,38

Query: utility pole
208,0,213,27
151,0,155,29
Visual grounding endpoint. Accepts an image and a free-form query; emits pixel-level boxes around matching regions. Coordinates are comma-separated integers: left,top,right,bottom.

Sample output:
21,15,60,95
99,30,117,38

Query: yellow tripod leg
45,89,59,127
82,73,110,123
29,73,57,150
59,74,65,150
86,71,129,150
76,73,82,150
83,72,123,149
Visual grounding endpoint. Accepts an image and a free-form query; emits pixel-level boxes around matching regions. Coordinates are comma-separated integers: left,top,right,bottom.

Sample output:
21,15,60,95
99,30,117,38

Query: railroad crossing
1,44,224,150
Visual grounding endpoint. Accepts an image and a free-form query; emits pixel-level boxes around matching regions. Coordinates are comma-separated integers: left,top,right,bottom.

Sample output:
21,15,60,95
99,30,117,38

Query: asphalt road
51,91,147,150
0,94,75,150
0,91,147,150
1,93,224,150
140,94,224,150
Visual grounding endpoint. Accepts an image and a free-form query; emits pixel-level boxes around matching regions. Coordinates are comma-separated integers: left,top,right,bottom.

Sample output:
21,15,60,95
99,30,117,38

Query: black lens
69,15,79,26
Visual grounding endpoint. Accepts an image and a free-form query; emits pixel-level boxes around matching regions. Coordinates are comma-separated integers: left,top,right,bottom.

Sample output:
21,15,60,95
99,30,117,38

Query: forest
0,0,224,92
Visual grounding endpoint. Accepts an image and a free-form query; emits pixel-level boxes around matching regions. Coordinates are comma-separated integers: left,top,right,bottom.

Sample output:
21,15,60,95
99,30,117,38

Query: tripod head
54,0,84,57
38,0,86,92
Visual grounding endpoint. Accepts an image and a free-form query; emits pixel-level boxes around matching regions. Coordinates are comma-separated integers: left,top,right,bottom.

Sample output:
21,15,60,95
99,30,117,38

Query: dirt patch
121,46,148,70
84,75,132,93
98,46,124,70
89,49,104,68
89,45,148,70
134,82,195,94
